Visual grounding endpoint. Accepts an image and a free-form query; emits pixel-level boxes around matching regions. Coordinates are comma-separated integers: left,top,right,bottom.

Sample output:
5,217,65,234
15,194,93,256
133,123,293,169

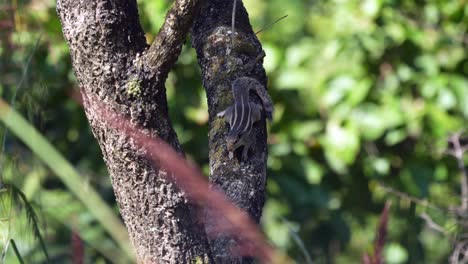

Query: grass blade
1,238,10,263
0,36,41,182
7,183,50,262
41,189,129,263
10,239,25,264
0,98,135,261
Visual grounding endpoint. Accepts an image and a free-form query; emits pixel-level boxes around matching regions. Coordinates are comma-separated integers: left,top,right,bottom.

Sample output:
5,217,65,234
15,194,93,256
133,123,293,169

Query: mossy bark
57,0,211,263
57,0,269,262
192,0,269,263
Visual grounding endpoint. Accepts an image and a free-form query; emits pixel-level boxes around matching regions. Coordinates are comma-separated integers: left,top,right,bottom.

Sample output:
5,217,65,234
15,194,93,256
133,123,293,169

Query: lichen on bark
192,0,270,262
57,0,211,263
57,0,270,262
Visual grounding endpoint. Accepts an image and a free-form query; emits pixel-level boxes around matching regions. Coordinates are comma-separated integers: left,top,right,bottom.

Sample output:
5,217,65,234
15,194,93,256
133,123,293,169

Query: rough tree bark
56,0,211,263
57,0,268,263
192,0,269,262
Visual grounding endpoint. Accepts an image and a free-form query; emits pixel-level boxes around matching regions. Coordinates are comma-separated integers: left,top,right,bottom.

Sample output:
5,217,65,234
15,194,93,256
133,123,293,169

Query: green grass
0,98,135,262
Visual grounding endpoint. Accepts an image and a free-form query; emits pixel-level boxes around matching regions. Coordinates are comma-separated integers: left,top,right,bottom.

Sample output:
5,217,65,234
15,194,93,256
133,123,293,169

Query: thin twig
231,0,237,49
378,182,445,213
447,131,468,212
281,217,313,264
450,239,468,264
420,213,448,236
255,15,288,35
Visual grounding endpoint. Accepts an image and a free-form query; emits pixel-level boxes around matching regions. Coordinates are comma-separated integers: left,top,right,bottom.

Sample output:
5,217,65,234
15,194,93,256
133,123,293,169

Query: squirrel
217,77,273,160
217,1,274,160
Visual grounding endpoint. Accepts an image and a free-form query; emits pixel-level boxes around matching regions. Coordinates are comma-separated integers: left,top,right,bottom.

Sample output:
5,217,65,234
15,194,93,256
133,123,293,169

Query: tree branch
143,0,201,79
192,0,269,262
56,0,211,262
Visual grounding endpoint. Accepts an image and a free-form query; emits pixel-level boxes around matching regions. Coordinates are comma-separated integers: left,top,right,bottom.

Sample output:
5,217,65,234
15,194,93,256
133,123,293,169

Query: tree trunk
192,0,269,262
57,0,269,262
56,0,211,263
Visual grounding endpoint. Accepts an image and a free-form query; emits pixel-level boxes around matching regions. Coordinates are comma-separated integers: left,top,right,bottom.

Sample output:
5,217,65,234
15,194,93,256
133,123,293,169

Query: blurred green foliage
0,0,467,263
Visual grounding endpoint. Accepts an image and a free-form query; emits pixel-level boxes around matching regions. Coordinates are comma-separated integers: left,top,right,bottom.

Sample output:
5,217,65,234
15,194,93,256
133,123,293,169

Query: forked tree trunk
57,0,268,263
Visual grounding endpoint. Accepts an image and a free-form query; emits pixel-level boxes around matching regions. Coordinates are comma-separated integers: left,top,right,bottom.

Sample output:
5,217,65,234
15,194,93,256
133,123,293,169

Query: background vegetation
0,0,467,263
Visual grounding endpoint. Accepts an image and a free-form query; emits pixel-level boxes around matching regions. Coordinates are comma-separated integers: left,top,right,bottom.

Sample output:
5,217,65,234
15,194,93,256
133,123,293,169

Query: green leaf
285,38,315,67
321,121,360,173
323,76,355,108
303,159,324,185
263,43,282,73
361,0,381,18
436,87,457,110
290,121,323,141
385,243,408,264
451,77,468,117
276,68,311,90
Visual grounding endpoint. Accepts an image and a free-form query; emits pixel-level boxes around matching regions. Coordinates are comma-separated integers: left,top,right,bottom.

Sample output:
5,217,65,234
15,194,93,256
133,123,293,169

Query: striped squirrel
217,77,273,160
